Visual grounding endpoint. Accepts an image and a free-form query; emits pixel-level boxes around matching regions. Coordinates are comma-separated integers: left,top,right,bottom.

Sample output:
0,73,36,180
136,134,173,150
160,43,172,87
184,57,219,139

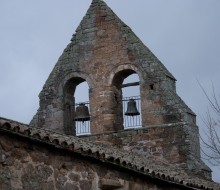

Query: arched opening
74,82,90,136
112,69,142,130
122,74,142,129
63,77,90,136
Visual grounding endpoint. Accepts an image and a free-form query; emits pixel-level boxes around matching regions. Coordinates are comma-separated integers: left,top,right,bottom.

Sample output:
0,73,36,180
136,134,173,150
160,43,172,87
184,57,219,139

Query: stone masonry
28,0,213,181
0,118,219,190
30,0,195,135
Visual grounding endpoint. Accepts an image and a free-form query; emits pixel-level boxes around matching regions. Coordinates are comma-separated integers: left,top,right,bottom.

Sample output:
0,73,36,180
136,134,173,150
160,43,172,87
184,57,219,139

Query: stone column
89,86,123,134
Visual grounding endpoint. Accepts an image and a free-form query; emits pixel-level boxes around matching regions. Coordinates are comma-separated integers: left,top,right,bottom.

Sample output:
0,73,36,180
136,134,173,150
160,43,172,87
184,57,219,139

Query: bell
74,103,90,121
125,99,140,116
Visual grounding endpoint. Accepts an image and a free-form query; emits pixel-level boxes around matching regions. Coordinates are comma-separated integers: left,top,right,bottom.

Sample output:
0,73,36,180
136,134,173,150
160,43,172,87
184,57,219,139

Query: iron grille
75,95,142,136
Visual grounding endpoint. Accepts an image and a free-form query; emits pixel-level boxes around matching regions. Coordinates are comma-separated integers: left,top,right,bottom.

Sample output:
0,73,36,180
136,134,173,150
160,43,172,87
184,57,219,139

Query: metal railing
75,95,142,136
75,101,91,136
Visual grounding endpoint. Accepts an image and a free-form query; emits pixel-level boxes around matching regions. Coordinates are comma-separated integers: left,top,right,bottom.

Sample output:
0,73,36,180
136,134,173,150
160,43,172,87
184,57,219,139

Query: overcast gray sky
0,0,220,182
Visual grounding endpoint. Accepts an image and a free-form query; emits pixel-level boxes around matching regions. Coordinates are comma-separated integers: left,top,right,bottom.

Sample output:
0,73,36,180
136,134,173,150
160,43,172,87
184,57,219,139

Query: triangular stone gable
42,0,175,91
28,0,212,181
31,0,195,136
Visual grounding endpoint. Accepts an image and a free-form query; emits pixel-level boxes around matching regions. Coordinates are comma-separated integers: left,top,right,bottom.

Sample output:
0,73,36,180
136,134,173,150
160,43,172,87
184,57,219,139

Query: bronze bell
125,99,140,116
74,103,90,122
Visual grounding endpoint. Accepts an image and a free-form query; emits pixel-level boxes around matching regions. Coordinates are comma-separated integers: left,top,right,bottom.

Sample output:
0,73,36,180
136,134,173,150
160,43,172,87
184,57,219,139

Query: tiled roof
0,117,219,190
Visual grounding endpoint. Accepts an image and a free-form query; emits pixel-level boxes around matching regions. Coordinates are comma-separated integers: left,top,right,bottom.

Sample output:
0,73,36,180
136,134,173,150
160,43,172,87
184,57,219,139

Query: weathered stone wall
82,123,211,180
30,0,195,136
0,130,196,190
25,0,212,187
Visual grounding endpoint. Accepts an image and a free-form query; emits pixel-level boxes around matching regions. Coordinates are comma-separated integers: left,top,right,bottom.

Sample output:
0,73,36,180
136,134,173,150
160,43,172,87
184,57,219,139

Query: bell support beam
122,82,139,88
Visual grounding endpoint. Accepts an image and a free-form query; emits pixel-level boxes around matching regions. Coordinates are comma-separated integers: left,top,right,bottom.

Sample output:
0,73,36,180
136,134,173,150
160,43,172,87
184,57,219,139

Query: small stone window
150,84,154,90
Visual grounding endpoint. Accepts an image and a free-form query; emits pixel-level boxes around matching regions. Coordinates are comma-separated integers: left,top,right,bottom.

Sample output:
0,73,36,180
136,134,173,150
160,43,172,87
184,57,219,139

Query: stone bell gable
0,0,218,188
29,0,212,180
30,0,195,136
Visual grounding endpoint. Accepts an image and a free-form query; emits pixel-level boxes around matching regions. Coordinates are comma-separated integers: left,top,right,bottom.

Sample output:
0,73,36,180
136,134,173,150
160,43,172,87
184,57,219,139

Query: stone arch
60,72,93,135
108,64,143,87
108,64,143,130
58,72,94,96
